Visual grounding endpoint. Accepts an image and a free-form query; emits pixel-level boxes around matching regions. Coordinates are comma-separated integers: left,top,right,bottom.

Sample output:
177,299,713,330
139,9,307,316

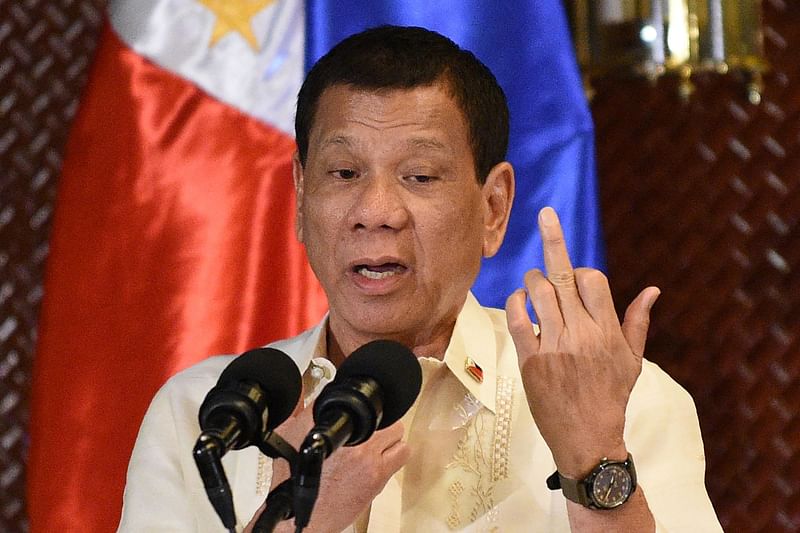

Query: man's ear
481,161,515,258
292,151,305,243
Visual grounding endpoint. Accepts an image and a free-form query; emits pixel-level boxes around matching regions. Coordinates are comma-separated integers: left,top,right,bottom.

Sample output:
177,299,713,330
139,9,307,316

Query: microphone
193,347,302,532
294,340,422,529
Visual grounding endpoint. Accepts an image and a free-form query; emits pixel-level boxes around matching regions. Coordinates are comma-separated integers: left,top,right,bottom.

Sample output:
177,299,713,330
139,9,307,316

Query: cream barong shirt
119,293,722,532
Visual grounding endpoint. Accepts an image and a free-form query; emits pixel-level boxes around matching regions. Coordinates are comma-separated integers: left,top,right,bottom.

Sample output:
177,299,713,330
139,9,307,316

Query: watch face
591,464,632,508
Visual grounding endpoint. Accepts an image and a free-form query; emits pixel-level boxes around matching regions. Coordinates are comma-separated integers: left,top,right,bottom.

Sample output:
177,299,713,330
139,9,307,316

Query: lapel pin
465,356,484,384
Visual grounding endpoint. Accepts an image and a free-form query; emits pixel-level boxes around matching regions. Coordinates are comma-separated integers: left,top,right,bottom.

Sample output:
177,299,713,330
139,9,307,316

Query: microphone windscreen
217,347,302,430
336,340,422,429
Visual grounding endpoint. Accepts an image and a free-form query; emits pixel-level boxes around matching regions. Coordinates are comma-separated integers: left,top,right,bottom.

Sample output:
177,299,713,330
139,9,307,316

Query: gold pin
465,356,484,383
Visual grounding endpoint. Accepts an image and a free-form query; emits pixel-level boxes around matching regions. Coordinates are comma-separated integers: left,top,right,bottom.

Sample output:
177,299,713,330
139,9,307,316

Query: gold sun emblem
198,0,275,51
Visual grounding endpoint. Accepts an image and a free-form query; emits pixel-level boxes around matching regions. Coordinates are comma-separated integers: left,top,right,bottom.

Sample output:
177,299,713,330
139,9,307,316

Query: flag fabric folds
27,2,326,531
27,1,602,531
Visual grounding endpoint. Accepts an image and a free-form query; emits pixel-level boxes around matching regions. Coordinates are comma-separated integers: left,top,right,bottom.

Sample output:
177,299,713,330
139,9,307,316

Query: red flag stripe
28,22,327,531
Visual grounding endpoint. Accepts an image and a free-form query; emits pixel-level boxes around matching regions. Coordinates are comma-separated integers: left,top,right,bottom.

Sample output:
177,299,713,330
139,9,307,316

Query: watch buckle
545,471,561,490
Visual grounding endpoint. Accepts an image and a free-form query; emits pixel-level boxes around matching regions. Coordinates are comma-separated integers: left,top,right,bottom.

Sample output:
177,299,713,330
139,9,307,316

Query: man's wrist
553,441,628,479
547,453,637,510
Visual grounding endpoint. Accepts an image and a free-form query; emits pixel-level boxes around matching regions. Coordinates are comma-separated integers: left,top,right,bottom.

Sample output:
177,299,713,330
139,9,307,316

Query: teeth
358,267,397,280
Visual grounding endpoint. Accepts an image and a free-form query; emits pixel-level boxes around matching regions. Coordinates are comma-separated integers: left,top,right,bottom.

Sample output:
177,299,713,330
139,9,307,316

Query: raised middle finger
538,207,588,323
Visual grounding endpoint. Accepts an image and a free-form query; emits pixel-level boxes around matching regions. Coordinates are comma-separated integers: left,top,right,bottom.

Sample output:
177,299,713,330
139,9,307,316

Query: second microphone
293,339,423,530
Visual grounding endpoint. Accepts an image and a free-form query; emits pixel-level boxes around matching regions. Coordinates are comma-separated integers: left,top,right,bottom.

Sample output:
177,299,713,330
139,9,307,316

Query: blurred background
1,0,798,531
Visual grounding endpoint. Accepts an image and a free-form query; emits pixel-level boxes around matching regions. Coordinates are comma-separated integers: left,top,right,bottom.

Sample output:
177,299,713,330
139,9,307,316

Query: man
119,26,721,532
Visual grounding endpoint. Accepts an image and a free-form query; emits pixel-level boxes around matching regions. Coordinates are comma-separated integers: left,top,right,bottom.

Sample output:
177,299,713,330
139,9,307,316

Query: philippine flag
27,1,602,531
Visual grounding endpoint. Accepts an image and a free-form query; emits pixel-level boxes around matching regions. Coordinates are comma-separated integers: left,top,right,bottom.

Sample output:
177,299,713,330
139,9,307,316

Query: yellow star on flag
198,0,275,51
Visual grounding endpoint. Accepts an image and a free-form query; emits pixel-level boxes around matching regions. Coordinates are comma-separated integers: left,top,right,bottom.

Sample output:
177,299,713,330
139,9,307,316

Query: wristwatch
546,454,637,510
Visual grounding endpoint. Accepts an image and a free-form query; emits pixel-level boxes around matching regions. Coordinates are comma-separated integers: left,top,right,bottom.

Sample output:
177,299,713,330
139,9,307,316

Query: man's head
295,25,509,184
292,26,514,358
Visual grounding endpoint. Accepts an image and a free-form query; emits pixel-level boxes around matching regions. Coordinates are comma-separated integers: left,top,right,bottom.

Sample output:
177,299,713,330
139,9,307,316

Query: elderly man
119,26,721,532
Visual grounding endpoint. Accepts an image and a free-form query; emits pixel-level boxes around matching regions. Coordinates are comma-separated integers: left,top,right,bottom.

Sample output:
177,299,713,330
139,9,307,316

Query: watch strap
546,469,591,507
546,454,636,509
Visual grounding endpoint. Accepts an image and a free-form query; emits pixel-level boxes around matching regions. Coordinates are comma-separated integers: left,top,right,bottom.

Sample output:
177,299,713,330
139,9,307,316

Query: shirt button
310,364,325,380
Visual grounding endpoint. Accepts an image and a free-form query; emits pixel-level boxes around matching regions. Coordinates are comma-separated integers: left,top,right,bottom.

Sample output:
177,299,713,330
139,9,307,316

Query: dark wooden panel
0,0,106,531
592,2,800,531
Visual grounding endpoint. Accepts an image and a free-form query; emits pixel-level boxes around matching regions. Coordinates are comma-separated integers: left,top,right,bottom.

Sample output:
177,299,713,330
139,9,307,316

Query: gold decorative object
564,0,767,103
464,356,484,383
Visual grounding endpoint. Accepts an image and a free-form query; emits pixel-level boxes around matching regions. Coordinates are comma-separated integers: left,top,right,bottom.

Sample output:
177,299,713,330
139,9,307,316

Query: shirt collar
443,292,497,413
293,291,498,413
281,315,335,406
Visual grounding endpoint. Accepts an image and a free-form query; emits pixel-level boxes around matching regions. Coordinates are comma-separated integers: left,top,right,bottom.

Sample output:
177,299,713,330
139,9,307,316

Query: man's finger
621,286,661,357
369,421,405,448
574,268,620,333
380,439,410,467
505,288,540,363
523,269,564,353
538,207,585,319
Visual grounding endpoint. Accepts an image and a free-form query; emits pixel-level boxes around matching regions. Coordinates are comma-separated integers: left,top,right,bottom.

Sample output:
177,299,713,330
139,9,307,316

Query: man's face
293,83,512,354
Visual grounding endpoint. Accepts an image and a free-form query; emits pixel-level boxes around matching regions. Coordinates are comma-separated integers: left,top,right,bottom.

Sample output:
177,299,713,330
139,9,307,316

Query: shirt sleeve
118,380,201,531
117,365,238,532
626,361,723,533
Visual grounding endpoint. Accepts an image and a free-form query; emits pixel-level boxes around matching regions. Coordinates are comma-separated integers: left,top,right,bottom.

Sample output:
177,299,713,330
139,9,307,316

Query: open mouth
354,263,407,280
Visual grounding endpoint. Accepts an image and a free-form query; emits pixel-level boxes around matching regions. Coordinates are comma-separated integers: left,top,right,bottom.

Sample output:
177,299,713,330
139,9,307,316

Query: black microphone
193,347,302,532
293,340,422,530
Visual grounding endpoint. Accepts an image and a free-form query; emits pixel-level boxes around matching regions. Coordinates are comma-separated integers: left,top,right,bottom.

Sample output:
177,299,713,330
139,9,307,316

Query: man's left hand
505,206,660,478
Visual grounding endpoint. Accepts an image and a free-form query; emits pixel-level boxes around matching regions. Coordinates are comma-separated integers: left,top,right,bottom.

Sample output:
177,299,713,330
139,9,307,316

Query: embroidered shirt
118,292,722,532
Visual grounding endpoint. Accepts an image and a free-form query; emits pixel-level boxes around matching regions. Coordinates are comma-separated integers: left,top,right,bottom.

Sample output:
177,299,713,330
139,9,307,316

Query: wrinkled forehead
310,74,464,127
307,82,469,151
300,80,485,188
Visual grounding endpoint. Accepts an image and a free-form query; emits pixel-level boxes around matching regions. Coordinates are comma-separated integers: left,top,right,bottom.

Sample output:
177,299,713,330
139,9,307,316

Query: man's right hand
244,396,409,533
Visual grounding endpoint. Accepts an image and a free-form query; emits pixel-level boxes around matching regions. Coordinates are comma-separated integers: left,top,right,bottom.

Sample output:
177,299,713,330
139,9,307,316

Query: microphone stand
258,430,298,464
193,431,238,533
292,436,327,531
252,478,295,533
252,431,300,533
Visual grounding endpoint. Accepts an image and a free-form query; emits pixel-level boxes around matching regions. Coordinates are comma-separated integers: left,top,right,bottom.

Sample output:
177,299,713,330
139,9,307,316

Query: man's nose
350,174,409,231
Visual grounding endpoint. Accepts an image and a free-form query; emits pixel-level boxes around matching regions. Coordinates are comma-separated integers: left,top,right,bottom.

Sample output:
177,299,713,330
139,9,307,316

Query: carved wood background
593,1,800,530
0,0,106,530
0,0,797,531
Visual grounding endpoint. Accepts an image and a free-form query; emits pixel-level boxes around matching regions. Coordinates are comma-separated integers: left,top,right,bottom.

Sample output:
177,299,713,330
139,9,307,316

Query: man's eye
331,169,358,180
407,175,435,183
